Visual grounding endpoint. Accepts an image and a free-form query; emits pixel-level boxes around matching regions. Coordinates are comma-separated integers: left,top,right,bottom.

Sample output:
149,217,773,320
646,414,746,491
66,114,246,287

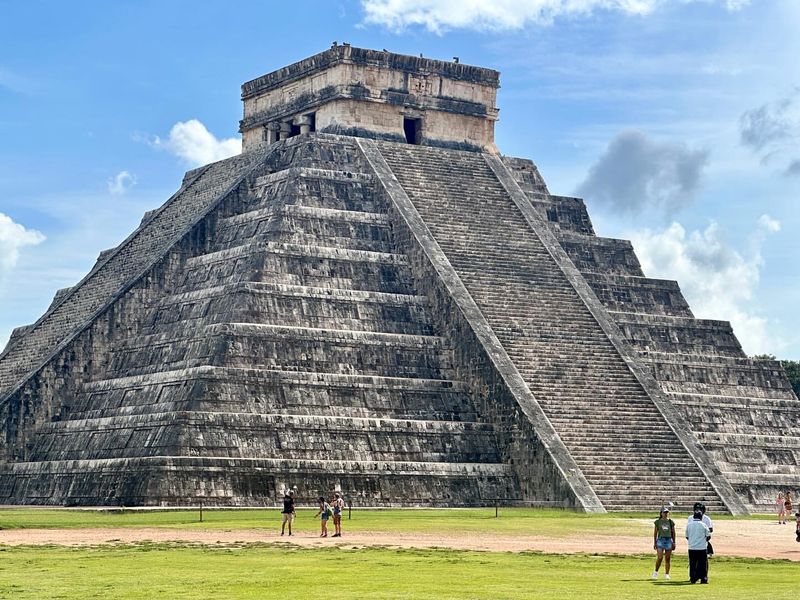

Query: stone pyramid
1,45,797,512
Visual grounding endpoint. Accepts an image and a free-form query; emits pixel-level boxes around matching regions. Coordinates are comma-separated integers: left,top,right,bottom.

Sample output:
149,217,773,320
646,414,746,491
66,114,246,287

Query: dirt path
1,519,798,560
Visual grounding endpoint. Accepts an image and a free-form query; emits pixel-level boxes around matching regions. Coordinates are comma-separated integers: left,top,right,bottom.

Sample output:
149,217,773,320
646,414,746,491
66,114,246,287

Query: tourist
686,509,712,584
652,506,675,580
795,511,800,542
315,496,331,537
687,502,714,557
331,491,345,537
280,489,296,536
777,492,786,524
784,491,793,520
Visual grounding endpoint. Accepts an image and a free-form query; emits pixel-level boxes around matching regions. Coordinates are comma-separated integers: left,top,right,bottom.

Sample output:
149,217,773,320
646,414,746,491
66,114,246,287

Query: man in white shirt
687,502,714,556
685,510,712,584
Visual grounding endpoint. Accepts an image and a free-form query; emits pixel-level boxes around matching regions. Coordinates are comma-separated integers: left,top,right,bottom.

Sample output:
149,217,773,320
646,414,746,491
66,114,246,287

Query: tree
780,360,800,398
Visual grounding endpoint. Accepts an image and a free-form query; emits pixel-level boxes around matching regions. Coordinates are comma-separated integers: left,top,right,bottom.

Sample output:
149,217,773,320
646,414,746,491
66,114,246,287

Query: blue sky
1,0,798,357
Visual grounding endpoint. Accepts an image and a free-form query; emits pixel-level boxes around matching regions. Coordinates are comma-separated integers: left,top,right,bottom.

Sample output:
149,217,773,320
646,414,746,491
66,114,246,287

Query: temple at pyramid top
239,44,500,152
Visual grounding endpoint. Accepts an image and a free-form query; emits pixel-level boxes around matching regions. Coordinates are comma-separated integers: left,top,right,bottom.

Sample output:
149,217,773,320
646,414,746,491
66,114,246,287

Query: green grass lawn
0,544,792,599
0,507,774,536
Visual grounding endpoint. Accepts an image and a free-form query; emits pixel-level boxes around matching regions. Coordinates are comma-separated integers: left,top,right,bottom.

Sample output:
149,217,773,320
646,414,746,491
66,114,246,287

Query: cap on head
660,506,670,514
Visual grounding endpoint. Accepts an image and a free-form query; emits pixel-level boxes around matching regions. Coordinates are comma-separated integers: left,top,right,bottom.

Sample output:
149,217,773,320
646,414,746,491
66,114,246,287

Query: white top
687,513,713,530
685,519,711,550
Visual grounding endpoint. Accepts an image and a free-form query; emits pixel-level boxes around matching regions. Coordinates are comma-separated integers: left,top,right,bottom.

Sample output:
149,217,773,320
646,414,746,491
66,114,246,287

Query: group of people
653,494,800,584
775,491,800,543
279,489,346,538
776,490,794,525
652,503,714,584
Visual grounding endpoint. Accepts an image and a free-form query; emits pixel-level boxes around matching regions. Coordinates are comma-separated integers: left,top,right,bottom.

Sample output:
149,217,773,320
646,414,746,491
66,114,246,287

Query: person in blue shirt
685,510,712,584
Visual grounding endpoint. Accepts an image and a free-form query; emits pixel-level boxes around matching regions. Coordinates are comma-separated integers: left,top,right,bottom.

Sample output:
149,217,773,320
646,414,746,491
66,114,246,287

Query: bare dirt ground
1,519,799,560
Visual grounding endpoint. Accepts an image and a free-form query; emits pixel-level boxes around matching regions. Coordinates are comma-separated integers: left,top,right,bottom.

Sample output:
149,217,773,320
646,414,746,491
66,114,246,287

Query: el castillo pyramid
1,45,798,513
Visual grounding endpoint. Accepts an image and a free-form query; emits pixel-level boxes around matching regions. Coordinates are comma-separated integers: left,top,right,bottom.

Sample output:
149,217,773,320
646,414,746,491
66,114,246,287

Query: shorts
281,512,294,524
321,515,329,522
656,537,674,551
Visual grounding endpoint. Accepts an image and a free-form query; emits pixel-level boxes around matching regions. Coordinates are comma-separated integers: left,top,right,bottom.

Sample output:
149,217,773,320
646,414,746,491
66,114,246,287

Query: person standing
686,509,712,584
280,489,296,536
777,492,786,524
652,507,675,580
795,511,800,542
331,492,345,538
687,502,714,557
784,491,793,521
315,496,331,538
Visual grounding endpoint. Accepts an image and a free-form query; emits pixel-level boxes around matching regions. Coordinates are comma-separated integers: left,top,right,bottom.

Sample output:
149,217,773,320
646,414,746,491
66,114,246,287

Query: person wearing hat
686,509,712,584
687,502,714,558
652,506,675,580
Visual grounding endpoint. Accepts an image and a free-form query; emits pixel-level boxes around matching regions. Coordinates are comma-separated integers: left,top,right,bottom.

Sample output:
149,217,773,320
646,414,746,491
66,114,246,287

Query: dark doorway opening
290,122,302,137
403,117,422,144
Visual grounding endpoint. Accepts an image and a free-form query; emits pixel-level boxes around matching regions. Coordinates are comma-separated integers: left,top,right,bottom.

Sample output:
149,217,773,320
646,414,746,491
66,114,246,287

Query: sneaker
664,574,670,580
652,571,659,580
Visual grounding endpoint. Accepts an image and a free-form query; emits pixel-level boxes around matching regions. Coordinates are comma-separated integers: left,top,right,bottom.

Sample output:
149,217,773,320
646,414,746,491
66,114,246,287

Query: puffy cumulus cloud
629,215,781,355
740,91,800,174
361,0,748,32
757,213,780,233
107,171,136,195
152,119,241,167
0,213,46,276
576,130,709,219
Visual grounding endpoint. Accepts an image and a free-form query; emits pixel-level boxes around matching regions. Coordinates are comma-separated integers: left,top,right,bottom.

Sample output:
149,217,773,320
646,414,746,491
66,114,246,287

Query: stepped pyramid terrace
1,44,798,513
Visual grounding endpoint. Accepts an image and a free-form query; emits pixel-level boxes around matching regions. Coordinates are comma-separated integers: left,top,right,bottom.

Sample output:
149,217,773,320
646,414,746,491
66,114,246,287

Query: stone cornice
242,45,500,101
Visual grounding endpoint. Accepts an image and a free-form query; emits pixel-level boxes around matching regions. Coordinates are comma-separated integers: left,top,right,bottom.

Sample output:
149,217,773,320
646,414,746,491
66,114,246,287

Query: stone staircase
374,141,726,512
504,158,800,511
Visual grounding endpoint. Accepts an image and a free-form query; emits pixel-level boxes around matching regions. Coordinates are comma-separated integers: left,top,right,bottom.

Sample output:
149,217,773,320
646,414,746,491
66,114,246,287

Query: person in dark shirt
795,511,800,542
280,490,296,536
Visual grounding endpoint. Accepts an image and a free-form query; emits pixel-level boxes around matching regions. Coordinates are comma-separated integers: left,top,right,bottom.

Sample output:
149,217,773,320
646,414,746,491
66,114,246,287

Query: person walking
686,509,712,584
652,507,675,580
784,491,793,521
280,489,296,536
777,492,786,524
315,496,331,538
331,492,345,537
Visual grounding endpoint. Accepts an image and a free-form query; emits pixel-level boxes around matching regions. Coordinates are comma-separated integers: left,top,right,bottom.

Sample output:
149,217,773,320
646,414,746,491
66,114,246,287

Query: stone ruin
1,44,797,513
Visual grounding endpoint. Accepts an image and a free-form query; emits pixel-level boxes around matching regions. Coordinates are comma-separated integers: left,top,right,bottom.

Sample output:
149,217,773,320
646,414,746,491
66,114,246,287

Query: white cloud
361,0,748,32
576,130,709,219
107,171,136,195
629,216,781,355
757,213,780,233
0,213,46,276
152,119,241,167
